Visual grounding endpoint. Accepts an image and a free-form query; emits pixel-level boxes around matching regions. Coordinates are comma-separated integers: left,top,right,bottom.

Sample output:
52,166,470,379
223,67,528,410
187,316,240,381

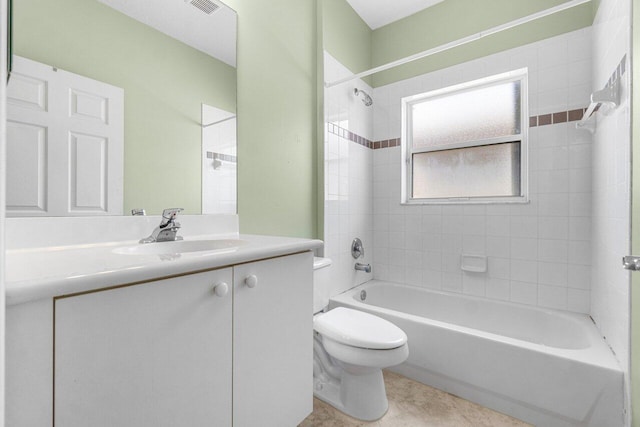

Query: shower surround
322,3,630,424
325,27,595,313
323,52,375,299
590,0,632,419
370,28,594,313
371,2,631,417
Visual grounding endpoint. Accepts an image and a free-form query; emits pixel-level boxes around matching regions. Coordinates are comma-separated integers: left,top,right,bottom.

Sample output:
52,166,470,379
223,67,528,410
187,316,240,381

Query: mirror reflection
7,0,237,216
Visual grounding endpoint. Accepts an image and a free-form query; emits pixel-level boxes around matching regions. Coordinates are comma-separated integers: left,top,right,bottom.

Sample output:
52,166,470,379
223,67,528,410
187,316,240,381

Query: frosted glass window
412,82,521,149
412,142,521,199
401,69,528,204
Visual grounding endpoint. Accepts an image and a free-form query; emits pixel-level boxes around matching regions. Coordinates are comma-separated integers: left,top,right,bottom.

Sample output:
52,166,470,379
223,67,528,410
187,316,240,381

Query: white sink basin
114,239,248,256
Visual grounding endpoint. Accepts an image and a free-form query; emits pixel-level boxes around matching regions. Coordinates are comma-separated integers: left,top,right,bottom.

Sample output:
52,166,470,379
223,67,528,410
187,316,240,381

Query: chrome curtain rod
325,0,591,88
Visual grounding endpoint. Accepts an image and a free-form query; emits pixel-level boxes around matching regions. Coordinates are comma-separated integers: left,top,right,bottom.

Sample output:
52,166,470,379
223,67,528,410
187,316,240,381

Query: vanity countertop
5,233,323,305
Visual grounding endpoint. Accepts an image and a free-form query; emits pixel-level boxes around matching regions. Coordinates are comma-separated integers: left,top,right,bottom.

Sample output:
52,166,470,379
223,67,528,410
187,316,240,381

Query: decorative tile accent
527,106,589,128
575,55,626,123
378,138,401,149
327,122,373,149
206,151,237,163
537,113,552,126
553,112,567,123
568,109,584,121
607,54,627,87
330,106,590,151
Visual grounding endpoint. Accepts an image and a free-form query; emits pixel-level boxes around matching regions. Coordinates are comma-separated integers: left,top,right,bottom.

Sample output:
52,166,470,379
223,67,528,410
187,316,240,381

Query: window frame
400,68,529,205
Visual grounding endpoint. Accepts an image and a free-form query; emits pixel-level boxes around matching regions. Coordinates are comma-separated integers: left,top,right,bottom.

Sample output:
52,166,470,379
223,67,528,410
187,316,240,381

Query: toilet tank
313,257,332,313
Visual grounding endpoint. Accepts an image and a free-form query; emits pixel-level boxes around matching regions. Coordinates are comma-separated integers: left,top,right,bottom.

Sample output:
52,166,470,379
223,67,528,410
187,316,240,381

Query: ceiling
345,0,445,29
98,0,237,67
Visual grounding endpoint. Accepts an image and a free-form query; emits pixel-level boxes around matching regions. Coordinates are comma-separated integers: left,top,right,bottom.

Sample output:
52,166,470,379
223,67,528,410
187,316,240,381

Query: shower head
354,88,373,107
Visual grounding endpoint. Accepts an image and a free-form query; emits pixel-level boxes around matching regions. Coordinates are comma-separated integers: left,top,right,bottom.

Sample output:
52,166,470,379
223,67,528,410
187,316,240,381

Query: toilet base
313,368,389,421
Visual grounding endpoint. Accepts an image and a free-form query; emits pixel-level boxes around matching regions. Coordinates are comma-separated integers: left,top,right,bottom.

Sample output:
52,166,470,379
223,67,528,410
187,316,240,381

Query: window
401,69,528,204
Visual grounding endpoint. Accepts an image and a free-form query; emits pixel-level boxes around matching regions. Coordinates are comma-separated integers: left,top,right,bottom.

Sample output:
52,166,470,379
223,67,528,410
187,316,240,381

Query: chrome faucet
355,262,371,273
352,238,371,273
140,208,184,243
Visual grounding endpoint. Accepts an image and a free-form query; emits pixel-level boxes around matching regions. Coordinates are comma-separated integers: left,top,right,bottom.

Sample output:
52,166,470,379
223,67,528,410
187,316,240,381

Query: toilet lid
314,307,407,350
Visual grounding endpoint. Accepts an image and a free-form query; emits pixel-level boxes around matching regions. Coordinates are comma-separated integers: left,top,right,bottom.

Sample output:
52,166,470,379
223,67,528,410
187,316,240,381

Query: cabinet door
54,269,233,427
233,252,313,427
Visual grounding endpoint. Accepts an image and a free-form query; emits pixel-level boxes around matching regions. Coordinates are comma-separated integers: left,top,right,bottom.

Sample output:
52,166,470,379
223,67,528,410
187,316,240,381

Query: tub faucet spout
355,262,371,273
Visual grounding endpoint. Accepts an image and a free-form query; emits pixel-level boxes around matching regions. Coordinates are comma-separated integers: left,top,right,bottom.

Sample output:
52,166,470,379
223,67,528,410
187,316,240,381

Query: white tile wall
323,52,374,301
374,29,593,143
202,117,237,215
590,0,631,415
371,29,594,313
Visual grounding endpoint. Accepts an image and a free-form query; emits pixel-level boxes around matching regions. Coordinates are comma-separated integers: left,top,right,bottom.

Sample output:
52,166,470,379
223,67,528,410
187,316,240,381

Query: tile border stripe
525,107,588,129
328,106,589,150
206,151,237,163
327,123,373,149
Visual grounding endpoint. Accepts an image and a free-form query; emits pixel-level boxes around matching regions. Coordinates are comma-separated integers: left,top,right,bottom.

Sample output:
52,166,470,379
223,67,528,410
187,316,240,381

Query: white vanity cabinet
43,251,313,427
54,268,234,427
233,252,313,426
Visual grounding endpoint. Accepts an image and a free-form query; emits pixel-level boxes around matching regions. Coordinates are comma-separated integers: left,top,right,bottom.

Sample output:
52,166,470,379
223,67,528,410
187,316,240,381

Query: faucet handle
140,208,184,244
162,207,183,218
351,238,364,259
160,208,183,228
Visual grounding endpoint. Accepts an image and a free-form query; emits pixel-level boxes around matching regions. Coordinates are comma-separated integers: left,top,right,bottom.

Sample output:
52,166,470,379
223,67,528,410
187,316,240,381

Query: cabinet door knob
245,275,258,288
214,282,229,297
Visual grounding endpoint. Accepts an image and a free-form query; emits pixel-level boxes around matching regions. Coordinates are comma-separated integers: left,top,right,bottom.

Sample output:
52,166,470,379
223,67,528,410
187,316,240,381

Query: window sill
401,196,529,205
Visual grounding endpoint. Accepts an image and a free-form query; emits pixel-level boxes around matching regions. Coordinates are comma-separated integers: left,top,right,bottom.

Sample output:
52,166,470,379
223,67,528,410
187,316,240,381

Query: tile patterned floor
299,371,531,427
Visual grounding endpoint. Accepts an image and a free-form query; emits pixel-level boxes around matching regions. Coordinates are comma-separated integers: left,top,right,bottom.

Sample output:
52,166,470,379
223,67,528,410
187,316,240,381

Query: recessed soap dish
461,254,487,273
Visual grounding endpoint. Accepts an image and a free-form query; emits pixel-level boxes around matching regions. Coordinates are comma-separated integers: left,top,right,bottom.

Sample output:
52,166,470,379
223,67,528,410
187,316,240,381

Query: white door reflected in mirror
7,56,124,217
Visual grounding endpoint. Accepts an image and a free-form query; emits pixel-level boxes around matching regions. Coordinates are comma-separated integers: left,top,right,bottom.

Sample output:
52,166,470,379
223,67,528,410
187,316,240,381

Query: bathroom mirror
6,0,237,216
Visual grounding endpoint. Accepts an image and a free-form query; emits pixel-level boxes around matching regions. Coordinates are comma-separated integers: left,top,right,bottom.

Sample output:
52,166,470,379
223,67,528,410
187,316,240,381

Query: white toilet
312,257,409,421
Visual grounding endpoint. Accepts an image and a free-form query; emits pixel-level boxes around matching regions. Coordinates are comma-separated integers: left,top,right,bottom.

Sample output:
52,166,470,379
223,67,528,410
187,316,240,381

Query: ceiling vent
186,0,219,15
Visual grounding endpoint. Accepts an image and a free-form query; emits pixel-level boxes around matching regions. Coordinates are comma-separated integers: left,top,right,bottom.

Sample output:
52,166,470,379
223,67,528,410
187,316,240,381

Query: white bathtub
329,280,624,427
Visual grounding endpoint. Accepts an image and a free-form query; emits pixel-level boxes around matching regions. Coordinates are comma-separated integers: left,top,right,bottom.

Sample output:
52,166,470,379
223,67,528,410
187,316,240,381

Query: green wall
320,0,594,88
370,0,594,87
14,0,597,237
322,0,372,76
225,0,318,238
13,0,236,215
320,1,594,88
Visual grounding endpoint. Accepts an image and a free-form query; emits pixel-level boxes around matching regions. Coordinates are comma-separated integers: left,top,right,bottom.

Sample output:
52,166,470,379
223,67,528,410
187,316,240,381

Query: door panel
6,121,47,212
6,55,123,216
68,132,108,211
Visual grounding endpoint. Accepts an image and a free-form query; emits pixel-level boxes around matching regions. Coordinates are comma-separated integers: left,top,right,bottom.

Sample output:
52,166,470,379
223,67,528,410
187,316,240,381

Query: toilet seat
322,336,409,369
314,307,407,350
